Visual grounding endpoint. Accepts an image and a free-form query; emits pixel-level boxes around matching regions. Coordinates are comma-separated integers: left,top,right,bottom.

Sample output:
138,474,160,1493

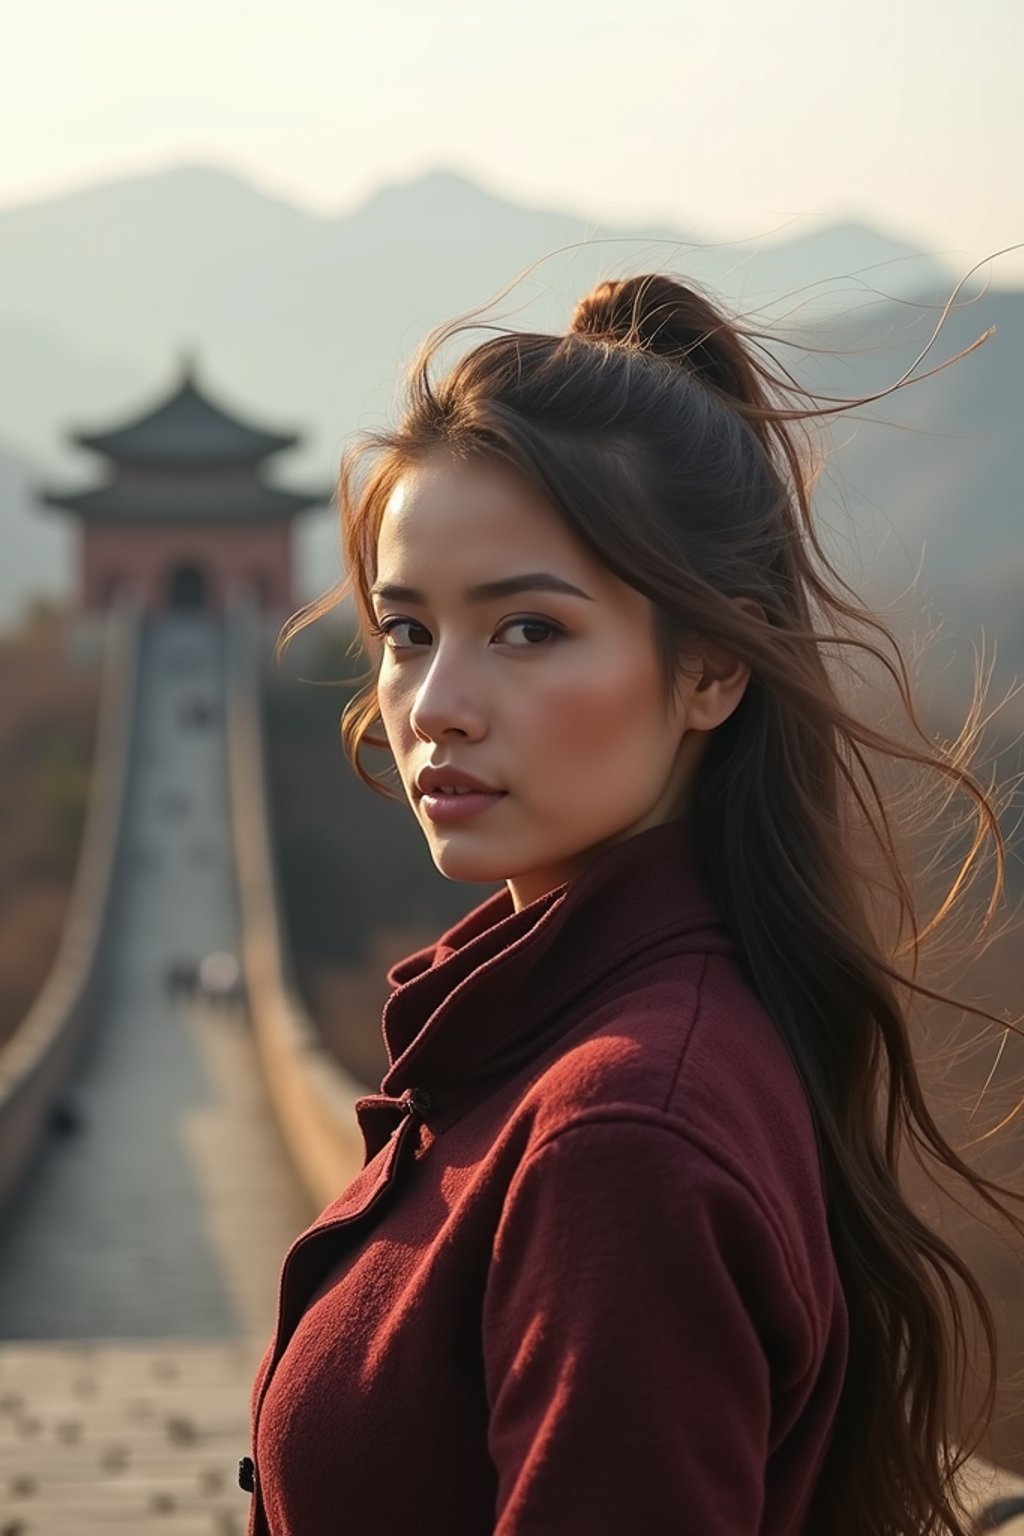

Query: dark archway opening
248,571,271,608
168,563,207,611
102,571,126,608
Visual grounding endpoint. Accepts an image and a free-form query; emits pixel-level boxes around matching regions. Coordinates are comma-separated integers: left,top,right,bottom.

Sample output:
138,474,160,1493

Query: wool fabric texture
245,816,849,1534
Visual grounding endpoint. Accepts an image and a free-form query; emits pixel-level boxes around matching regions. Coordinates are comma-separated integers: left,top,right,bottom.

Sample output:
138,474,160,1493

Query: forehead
377,452,582,569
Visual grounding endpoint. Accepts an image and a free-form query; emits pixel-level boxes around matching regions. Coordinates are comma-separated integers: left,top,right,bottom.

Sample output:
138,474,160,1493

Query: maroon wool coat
244,817,850,1535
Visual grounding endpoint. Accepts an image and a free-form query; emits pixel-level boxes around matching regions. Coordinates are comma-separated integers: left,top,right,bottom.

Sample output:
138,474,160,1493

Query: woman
244,272,1023,1535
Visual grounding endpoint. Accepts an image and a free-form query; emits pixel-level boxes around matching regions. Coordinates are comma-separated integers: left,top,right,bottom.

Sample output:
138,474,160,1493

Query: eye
500,618,563,647
368,617,429,650
368,616,564,652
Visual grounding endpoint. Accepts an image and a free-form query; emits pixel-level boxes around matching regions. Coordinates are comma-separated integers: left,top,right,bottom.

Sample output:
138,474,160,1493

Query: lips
418,785,509,824
415,767,504,796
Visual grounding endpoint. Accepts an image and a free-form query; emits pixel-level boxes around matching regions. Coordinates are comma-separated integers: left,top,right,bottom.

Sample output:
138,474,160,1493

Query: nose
408,648,487,743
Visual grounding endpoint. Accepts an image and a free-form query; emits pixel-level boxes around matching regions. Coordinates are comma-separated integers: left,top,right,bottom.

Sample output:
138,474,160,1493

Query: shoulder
512,949,833,1302
522,948,811,1157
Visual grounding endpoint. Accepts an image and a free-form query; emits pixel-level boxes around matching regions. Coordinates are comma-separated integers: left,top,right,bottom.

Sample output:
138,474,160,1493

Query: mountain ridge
0,160,1017,721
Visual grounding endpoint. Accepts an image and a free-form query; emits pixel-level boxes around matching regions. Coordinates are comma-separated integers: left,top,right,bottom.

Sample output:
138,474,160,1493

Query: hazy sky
5,0,1023,280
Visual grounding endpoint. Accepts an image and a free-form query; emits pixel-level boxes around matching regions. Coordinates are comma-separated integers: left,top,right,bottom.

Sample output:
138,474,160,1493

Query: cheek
530,649,665,764
375,672,406,738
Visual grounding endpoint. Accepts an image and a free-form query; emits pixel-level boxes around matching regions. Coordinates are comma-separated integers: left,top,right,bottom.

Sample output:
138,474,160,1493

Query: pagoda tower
41,355,328,615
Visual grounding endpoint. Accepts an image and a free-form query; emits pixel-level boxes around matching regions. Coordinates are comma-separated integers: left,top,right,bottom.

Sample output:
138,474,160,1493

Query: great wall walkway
0,615,312,1534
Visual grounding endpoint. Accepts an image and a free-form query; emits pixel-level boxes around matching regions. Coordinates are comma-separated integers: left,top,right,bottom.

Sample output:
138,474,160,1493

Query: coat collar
375,816,734,1114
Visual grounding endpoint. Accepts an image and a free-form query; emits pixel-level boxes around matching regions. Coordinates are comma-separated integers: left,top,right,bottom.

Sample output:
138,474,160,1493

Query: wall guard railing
224,598,369,1211
0,596,142,1214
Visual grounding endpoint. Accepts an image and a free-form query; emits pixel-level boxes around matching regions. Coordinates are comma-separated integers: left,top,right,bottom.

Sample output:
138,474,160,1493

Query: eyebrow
369,572,595,605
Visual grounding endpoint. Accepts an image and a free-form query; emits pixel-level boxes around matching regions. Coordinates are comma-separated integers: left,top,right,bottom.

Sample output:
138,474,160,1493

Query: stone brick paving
0,1340,259,1534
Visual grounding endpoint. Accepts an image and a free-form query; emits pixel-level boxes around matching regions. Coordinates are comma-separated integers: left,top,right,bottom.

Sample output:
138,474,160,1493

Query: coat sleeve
481,1111,813,1535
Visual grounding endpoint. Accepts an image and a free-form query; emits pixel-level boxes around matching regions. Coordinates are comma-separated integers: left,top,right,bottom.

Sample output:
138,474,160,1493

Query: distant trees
0,609,99,1047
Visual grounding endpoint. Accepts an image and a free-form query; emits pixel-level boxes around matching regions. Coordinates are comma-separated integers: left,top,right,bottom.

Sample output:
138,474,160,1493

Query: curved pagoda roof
41,479,327,524
72,354,299,466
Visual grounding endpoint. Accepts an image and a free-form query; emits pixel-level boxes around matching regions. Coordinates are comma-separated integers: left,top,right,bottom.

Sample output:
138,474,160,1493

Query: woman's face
372,449,737,911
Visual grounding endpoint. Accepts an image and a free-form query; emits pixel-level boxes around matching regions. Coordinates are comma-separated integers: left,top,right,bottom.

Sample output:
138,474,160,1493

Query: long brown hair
279,264,1024,1536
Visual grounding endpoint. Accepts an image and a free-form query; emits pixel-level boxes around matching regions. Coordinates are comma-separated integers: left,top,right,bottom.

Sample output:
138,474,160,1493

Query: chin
428,845,509,885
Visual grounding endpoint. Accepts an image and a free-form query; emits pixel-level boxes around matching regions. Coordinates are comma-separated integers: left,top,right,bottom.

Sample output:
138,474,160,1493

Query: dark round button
408,1087,432,1114
238,1455,256,1493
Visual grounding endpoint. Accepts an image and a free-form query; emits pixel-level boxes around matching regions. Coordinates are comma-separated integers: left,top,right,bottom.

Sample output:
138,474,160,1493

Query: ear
685,597,763,733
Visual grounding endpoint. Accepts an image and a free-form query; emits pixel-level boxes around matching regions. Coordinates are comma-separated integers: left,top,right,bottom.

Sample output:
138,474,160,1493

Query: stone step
0,1340,255,1536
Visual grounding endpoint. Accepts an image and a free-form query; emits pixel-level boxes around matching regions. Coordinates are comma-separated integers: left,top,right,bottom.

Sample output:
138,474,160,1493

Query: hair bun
569,274,745,400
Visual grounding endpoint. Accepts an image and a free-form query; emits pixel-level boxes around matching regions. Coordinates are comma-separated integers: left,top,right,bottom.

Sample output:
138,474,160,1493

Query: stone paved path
0,615,312,1533
0,1340,259,1535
